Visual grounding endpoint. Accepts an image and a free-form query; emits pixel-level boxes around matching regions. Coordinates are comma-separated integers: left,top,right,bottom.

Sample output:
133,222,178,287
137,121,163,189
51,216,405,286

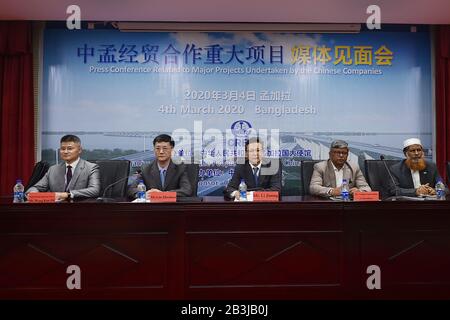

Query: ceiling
0,0,449,24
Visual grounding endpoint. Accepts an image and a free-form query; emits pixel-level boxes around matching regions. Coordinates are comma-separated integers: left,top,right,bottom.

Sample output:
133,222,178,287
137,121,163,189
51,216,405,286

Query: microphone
380,155,398,200
96,169,142,202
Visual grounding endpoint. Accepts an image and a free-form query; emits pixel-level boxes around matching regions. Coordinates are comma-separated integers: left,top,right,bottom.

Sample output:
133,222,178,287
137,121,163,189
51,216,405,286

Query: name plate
27,192,56,203
150,192,177,203
353,191,380,201
252,191,279,202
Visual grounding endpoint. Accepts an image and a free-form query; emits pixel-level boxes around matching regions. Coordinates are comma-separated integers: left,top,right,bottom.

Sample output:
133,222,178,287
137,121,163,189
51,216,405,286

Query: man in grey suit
309,140,371,197
128,134,191,199
26,135,100,200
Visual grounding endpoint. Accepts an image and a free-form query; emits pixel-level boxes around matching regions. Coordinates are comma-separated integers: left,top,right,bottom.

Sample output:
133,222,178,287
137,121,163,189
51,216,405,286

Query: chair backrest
90,160,131,198
269,158,283,194
25,161,50,191
300,160,322,195
447,162,450,185
184,163,200,197
364,159,400,199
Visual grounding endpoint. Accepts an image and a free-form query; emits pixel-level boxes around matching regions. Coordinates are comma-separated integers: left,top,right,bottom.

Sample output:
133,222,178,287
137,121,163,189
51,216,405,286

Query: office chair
184,163,200,197
364,159,400,199
300,160,322,196
25,161,50,191
90,160,131,198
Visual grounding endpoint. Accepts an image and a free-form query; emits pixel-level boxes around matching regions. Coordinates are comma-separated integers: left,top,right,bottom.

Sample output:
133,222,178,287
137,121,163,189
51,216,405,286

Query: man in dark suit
26,135,100,200
224,137,281,200
128,134,191,198
389,138,446,197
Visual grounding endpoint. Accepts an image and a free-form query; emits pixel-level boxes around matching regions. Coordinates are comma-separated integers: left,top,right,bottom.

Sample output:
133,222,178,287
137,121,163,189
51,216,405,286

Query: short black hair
60,134,81,144
153,134,175,147
245,137,263,150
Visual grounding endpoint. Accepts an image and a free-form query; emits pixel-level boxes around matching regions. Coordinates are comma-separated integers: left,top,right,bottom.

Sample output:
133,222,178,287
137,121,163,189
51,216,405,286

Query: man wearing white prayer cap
388,138,447,197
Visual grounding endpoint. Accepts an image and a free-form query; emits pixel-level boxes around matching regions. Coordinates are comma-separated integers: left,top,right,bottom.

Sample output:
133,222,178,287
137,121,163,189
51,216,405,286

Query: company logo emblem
231,120,252,138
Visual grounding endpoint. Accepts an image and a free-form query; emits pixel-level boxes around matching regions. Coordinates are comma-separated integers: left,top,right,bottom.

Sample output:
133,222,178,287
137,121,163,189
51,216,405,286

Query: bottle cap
16,179,22,183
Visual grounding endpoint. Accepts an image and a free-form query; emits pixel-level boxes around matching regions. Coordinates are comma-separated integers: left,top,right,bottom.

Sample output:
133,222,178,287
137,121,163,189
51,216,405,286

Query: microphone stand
96,170,141,202
380,155,399,200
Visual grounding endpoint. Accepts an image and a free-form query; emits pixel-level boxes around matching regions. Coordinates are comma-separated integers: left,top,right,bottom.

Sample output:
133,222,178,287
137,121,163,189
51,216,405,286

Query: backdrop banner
42,29,432,195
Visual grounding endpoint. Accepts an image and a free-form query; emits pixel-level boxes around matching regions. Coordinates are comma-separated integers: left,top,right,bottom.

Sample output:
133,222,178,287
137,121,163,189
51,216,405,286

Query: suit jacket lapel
326,160,337,188
163,161,176,191
245,163,257,189
258,164,269,187
57,162,66,191
343,163,353,185
150,161,163,190
68,159,84,190
402,162,415,187
419,167,429,184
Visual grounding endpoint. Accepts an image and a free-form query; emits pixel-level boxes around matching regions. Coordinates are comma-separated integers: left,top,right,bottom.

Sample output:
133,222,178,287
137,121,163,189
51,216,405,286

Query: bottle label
14,191,24,202
341,191,349,201
137,191,146,200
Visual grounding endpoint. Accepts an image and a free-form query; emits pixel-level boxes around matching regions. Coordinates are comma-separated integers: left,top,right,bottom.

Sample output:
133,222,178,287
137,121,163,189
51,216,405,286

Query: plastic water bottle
239,179,247,201
13,179,25,203
136,180,147,202
435,179,446,200
341,179,350,201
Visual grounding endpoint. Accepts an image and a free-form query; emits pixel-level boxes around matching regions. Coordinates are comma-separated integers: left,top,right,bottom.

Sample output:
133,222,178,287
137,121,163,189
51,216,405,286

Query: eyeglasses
155,147,171,152
331,150,348,156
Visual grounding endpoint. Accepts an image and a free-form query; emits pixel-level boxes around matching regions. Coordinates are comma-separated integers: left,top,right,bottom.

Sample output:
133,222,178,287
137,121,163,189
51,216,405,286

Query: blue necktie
160,169,166,189
253,167,259,187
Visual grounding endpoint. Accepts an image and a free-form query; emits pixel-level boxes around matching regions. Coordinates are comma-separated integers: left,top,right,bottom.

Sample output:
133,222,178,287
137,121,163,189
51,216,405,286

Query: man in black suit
224,137,281,200
128,134,191,198
389,138,446,197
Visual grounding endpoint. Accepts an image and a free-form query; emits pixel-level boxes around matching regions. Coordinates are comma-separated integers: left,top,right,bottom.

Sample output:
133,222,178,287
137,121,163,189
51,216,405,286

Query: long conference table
1,196,450,300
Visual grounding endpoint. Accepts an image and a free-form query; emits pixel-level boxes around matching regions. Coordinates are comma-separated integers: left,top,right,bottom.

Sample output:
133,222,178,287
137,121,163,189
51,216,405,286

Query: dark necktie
253,167,259,187
65,165,72,191
160,169,166,189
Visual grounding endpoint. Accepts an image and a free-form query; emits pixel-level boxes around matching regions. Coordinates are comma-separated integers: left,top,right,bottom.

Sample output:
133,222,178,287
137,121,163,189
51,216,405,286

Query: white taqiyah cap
403,138,422,149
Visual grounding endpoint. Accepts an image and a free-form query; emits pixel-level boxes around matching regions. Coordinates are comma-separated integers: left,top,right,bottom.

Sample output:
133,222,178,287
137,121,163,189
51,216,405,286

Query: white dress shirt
410,169,421,189
331,162,344,187
249,162,262,178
